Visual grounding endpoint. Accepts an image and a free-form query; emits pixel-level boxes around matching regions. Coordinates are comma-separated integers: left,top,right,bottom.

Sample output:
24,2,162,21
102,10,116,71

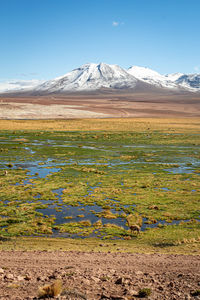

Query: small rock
129,290,138,296
37,276,46,281
0,268,4,274
115,277,124,284
100,292,110,299
123,288,136,296
49,273,57,279
24,274,32,281
91,276,100,283
110,296,126,300
82,278,90,285
158,286,164,291
168,281,174,287
108,269,116,274
124,275,131,280
5,273,14,280
17,275,24,281
135,271,143,276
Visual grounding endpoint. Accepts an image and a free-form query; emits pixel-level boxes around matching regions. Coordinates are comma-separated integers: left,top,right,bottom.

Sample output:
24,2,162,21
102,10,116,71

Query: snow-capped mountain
165,72,184,82
127,66,180,89
127,66,200,92
175,74,200,91
0,63,199,94
35,63,138,92
0,79,44,93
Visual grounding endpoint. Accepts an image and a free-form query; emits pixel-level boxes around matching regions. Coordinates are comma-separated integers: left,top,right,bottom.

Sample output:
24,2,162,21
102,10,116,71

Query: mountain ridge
0,63,199,94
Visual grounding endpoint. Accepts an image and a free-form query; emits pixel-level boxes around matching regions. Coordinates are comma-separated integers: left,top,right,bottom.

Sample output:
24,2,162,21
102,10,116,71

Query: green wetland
0,120,200,251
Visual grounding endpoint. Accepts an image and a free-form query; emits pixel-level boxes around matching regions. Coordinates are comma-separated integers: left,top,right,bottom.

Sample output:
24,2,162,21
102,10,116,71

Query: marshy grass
0,119,199,252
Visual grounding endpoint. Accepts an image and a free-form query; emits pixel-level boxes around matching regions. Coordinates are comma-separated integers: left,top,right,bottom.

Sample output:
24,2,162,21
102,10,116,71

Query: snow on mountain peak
176,74,200,91
127,65,181,89
36,62,138,92
0,63,199,94
127,66,162,79
165,72,184,81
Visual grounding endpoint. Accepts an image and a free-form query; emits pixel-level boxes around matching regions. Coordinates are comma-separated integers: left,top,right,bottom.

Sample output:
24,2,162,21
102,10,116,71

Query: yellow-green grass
1,223,200,255
0,118,200,133
0,119,199,254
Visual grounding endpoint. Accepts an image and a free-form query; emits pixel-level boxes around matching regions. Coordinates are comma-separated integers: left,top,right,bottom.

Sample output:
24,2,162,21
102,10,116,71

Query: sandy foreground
0,250,199,299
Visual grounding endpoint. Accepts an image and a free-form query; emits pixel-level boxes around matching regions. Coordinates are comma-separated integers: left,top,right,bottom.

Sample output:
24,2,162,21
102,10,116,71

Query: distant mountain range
0,79,44,93
1,63,200,94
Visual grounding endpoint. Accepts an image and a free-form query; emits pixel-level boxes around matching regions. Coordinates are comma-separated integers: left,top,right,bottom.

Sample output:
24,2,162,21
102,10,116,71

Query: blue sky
0,0,200,80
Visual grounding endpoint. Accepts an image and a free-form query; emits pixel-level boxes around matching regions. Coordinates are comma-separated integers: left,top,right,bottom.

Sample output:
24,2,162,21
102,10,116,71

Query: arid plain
0,91,200,119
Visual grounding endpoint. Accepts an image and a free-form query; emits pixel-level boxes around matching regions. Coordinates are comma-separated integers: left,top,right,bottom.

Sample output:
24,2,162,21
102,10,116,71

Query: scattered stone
24,274,32,281
5,273,14,280
17,275,24,281
168,281,174,287
135,271,143,276
0,251,199,299
82,278,91,285
100,292,110,299
37,276,46,281
91,276,100,283
110,296,127,300
115,277,124,285
49,273,57,279
129,289,138,296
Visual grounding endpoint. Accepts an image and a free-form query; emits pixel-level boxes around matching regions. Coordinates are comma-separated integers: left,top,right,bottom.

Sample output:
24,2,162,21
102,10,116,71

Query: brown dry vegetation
0,117,200,133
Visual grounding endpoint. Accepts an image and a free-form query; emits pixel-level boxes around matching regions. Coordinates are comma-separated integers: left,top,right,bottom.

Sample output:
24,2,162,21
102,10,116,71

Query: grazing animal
4,170,8,176
129,224,140,234
127,214,142,235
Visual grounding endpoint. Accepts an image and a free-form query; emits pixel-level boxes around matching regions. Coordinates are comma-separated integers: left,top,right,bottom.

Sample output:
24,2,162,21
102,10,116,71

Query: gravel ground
0,251,200,299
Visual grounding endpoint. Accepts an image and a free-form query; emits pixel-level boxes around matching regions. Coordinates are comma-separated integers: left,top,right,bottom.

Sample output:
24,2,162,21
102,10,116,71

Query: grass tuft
138,288,152,298
191,290,200,296
38,279,62,298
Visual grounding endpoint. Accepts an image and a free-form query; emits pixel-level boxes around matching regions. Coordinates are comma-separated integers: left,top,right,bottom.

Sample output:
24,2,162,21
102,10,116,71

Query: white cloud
112,21,119,27
194,66,200,73
112,21,124,27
